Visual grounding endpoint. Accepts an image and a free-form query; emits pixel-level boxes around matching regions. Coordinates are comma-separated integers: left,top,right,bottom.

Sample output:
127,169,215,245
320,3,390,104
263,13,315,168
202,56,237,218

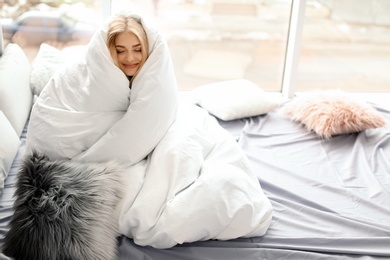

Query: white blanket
26,12,272,248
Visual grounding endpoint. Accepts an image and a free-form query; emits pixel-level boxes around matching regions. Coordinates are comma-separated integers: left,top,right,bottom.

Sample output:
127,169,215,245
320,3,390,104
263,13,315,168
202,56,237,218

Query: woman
107,15,149,87
25,12,272,249
26,12,179,165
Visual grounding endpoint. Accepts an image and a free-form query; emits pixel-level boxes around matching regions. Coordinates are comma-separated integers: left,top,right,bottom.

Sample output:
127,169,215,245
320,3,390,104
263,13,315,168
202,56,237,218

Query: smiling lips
123,63,139,69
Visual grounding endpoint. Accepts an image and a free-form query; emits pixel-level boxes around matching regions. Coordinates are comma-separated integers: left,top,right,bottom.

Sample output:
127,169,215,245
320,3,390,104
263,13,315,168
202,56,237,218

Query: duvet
25,12,272,248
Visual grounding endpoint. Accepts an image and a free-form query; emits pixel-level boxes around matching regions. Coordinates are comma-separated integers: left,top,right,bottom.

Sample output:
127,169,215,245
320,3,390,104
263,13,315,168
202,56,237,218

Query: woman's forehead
115,32,140,47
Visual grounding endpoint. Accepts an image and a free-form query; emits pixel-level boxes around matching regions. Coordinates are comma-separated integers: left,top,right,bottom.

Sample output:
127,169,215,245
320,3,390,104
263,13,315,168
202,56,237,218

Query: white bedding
25,12,272,248
117,102,273,248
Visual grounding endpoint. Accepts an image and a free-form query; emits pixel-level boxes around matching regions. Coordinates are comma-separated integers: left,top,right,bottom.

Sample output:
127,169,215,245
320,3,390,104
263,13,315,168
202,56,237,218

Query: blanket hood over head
26,11,178,165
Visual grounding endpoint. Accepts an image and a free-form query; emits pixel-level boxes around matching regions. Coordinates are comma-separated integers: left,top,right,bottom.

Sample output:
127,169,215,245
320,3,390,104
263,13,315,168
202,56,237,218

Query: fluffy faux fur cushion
283,90,387,139
2,151,125,260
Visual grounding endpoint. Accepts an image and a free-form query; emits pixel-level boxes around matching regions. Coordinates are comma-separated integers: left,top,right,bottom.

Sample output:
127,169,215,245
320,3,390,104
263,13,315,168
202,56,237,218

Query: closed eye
115,45,126,54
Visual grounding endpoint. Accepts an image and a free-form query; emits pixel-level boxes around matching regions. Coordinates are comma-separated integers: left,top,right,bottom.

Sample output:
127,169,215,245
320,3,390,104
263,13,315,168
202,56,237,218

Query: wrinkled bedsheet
236,104,390,258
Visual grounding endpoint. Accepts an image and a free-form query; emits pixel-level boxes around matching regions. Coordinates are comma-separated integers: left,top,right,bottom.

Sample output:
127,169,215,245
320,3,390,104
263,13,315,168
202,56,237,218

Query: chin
122,71,134,77
124,69,137,77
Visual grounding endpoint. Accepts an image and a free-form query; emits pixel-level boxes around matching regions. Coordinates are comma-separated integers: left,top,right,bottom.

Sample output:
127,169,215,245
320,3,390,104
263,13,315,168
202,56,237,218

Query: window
1,0,389,94
111,0,292,91
296,0,390,93
1,1,101,58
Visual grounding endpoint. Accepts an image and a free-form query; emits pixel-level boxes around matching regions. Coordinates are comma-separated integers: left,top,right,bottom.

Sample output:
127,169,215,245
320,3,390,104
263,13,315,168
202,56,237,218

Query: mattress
1,104,390,259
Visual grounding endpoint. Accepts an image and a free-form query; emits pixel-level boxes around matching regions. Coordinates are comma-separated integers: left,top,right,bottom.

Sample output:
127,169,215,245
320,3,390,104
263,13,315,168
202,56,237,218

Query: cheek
135,52,143,61
117,54,125,63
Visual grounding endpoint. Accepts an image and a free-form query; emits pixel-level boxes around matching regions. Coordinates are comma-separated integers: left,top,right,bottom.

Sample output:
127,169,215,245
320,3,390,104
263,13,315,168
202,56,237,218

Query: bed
2,93,390,259
1,23,390,260
2,97,390,260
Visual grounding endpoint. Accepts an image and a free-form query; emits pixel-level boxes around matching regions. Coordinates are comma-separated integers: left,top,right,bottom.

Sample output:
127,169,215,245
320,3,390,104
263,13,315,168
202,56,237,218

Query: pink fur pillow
283,90,387,139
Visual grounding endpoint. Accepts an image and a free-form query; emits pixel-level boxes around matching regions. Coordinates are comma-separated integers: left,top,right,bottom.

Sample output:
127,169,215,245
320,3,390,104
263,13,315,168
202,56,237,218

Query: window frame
281,0,306,99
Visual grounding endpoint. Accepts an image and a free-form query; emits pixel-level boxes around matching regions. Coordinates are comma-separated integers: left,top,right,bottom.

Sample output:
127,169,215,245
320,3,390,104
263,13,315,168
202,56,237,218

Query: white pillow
0,111,21,194
0,43,32,136
190,79,282,121
30,43,65,96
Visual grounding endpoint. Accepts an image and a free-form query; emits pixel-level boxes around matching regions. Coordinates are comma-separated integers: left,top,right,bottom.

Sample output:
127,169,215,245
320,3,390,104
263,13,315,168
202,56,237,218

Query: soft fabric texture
0,111,20,194
2,152,125,260
26,12,178,164
0,43,32,136
190,79,282,121
283,89,387,139
30,43,65,96
117,103,272,248
26,11,273,248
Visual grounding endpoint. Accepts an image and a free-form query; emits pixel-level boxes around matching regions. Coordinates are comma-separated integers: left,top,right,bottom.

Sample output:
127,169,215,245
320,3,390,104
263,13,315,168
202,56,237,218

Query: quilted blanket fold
25,11,273,248
27,12,178,165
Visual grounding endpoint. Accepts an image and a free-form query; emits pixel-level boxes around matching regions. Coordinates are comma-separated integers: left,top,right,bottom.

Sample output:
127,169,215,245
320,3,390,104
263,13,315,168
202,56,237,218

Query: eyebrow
115,44,141,48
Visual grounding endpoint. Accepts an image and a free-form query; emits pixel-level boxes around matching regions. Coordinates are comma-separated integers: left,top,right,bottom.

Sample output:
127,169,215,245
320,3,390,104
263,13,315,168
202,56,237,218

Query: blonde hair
107,15,149,79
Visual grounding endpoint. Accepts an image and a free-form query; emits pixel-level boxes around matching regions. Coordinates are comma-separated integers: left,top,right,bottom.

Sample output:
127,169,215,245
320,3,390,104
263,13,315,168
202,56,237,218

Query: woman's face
115,32,143,76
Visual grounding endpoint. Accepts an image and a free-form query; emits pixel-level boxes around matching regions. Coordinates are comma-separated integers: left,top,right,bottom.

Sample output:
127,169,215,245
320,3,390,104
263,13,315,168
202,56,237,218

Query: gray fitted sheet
1,104,390,259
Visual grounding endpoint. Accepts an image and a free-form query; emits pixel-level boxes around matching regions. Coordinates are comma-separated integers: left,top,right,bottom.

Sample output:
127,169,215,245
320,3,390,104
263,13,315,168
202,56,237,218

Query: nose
126,52,135,63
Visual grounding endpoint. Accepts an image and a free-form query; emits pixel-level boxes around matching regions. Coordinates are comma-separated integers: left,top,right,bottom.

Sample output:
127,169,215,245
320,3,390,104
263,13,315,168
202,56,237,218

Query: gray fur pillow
2,151,125,260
